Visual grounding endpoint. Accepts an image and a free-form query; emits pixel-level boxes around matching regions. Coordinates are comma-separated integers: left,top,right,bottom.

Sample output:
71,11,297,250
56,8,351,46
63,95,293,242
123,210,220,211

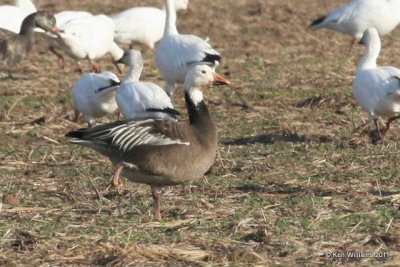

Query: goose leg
74,61,84,74
74,110,83,123
151,186,162,221
350,38,356,48
385,115,400,131
49,46,65,69
373,118,383,142
87,58,100,73
110,163,123,188
164,82,176,97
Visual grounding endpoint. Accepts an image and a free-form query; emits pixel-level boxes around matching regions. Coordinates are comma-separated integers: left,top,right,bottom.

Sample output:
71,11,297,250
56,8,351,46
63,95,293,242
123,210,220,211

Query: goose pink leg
110,163,123,188
151,186,162,221
385,115,400,131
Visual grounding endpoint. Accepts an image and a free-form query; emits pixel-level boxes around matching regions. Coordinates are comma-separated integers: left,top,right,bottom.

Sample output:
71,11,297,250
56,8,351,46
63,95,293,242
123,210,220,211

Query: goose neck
164,0,178,35
110,43,124,61
122,64,142,83
19,13,36,36
184,89,212,125
358,39,380,70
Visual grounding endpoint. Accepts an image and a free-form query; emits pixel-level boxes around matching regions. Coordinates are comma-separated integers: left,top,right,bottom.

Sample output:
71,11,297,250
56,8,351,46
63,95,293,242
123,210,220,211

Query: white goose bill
212,73,230,86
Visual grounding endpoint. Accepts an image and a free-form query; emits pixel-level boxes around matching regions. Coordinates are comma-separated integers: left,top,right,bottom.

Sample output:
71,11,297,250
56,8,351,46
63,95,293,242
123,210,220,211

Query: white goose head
116,49,143,67
116,49,144,83
184,65,230,106
358,27,381,70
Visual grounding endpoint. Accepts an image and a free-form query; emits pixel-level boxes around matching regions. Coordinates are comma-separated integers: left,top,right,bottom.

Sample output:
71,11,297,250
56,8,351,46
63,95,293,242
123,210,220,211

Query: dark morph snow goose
66,65,230,220
0,11,59,78
155,0,221,96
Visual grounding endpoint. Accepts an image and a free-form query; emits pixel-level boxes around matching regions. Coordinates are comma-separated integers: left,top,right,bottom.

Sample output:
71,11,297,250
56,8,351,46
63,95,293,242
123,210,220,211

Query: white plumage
14,0,36,13
0,0,36,33
51,14,123,72
353,28,400,139
310,0,400,40
72,71,120,126
116,49,177,120
47,11,93,68
155,0,221,96
55,11,93,27
112,0,189,49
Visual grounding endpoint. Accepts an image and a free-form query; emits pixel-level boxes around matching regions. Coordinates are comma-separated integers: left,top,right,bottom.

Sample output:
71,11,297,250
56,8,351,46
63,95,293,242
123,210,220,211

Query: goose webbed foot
0,71,17,80
385,115,400,131
88,119,97,127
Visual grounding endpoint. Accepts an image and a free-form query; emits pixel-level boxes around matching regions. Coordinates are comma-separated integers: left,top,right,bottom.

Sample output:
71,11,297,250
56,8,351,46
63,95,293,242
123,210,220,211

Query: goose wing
0,28,17,42
66,119,190,153
157,34,221,70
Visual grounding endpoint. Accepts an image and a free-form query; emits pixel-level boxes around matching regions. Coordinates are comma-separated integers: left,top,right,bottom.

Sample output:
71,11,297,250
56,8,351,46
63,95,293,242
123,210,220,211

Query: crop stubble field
0,0,400,265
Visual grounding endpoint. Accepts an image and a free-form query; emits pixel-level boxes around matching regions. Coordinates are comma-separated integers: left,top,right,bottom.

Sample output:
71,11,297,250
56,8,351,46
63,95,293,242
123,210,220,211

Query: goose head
359,27,380,47
358,28,381,70
31,11,60,36
185,65,230,105
116,49,143,69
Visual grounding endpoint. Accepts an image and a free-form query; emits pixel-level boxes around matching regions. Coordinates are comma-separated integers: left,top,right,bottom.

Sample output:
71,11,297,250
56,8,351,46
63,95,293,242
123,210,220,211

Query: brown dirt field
1,0,400,265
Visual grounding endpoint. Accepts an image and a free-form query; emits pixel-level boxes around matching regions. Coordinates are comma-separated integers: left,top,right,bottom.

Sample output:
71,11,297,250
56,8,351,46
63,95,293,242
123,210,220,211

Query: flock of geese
2,0,400,219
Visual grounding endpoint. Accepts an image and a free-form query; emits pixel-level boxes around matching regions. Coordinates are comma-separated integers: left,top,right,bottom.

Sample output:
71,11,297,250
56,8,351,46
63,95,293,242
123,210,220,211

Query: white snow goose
310,0,400,44
353,27,400,142
72,71,120,127
115,49,179,123
50,14,123,73
15,0,36,13
0,0,37,33
111,0,189,50
156,0,221,96
66,65,230,220
47,10,93,68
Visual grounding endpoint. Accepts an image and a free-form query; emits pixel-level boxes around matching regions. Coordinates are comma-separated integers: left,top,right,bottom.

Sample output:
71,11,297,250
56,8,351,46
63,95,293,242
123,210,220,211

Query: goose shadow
222,133,333,146
234,182,340,197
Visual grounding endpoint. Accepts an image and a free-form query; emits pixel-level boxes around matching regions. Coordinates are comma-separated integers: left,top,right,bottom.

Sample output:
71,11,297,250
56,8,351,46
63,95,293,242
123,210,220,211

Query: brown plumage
0,11,59,78
66,65,230,220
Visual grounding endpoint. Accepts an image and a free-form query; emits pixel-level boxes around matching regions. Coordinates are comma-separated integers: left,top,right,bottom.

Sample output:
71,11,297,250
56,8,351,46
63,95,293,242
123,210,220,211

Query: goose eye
201,70,206,74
